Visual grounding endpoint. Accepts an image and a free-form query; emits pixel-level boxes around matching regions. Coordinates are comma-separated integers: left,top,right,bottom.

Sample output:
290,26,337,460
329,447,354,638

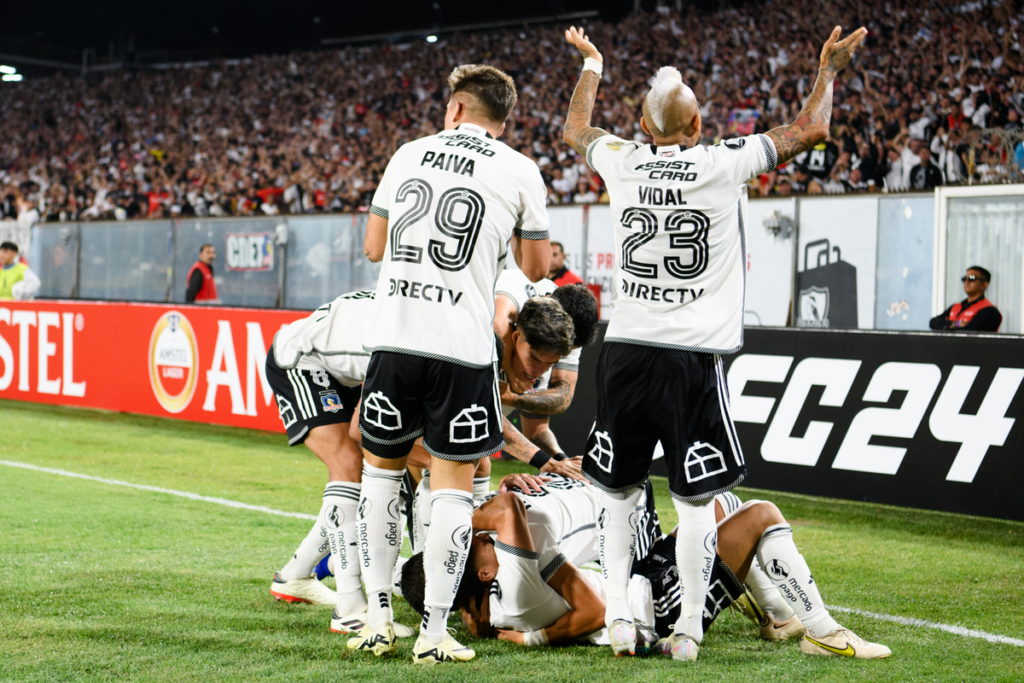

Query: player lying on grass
263,289,583,632
401,474,891,659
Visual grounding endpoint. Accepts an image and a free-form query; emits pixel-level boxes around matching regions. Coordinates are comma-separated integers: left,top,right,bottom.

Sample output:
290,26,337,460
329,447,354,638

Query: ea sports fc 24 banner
0,300,307,431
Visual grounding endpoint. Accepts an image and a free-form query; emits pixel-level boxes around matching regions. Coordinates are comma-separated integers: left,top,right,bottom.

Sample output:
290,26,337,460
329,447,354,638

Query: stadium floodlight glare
2,74,23,82
426,35,438,43
0,65,16,75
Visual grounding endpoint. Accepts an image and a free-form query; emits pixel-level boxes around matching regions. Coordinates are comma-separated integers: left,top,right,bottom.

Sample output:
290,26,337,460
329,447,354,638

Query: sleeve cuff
585,135,607,172
369,204,389,219
758,134,778,172
514,228,550,241
552,362,578,372
540,554,567,581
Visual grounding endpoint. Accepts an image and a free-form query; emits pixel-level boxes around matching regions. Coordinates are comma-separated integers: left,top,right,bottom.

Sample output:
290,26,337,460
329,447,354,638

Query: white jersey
587,134,777,353
365,123,550,368
272,291,374,386
495,269,582,417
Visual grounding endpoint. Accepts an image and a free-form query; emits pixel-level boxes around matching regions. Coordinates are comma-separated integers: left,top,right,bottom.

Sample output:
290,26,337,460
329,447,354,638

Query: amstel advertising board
0,300,307,431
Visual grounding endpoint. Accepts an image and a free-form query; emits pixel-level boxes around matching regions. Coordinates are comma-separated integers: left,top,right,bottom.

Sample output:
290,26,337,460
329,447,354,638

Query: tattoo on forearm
564,70,609,156
531,428,563,457
502,415,542,463
509,379,572,415
765,76,834,164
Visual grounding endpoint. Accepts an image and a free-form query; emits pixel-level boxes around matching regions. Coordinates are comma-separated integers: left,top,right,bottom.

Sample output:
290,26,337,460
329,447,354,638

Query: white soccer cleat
668,632,699,662
412,632,476,665
608,619,637,657
346,623,398,657
393,622,416,638
760,614,806,642
634,622,660,655
269,572,337,605
799,628,891,659
330,608,367,634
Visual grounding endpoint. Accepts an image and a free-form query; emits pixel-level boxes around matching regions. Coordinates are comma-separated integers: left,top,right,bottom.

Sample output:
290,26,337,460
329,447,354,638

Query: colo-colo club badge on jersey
148,311,199,413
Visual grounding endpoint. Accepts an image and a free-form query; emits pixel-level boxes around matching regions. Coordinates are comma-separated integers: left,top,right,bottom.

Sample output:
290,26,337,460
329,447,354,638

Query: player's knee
746,500,785,528
475,456,491,478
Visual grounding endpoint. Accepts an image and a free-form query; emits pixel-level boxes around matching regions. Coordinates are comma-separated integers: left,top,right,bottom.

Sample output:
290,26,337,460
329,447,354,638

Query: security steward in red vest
186,244,220,304
930,265,1002,332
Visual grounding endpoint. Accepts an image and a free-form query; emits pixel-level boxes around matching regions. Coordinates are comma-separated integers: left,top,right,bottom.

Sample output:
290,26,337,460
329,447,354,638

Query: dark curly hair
551,284,599,347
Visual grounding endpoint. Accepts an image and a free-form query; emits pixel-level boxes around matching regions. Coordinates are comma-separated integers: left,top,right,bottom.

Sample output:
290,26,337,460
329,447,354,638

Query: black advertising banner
552,324,1024,521
796,239,858,328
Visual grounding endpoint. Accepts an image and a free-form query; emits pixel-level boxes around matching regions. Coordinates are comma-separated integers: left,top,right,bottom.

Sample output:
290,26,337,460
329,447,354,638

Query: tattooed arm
562,26,610,157
501,370,578,416
765,26,868,166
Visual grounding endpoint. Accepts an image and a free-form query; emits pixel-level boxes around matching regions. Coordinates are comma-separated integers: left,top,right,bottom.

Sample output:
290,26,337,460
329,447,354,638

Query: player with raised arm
560,24,866,660
352,64,550,665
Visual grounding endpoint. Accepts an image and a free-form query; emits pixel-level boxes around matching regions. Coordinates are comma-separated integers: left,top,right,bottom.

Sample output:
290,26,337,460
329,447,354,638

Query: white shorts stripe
299,370,318,418
714,356,744,467
286,370,311,420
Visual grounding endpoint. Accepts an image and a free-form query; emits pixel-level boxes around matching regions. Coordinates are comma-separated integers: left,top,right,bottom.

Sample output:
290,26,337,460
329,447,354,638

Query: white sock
357,462,405,629
412,471,432,555
595,486,644,626
323,481,366,616
756,523,840,637
672,497,716,643
421,488,474,643
280,498,332,581
747,557,795,621
472,475,490,503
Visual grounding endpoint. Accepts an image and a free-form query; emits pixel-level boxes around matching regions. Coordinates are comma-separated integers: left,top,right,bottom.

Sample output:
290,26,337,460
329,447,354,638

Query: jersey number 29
390,178,484,272
620,207,710,280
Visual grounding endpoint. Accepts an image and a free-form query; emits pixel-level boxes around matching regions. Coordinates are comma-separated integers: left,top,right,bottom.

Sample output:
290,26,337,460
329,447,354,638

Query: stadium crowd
1,0,1022,223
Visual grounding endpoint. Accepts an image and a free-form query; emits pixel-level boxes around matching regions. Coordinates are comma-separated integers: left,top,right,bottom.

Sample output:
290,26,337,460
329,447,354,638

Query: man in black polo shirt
930,266,1002,332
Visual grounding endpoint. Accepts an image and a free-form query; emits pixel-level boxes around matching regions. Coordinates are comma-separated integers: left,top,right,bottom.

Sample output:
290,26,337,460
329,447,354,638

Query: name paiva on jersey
634,160,699,182
387,278,464,306
621,276,704,305
420,151,476,177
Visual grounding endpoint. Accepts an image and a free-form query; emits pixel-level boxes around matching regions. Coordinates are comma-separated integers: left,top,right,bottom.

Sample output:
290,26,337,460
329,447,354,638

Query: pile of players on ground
1,0,1021,226
252,22,892,665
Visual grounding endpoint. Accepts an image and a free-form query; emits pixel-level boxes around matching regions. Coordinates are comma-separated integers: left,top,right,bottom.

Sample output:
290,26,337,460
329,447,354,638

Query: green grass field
1,399,1022,682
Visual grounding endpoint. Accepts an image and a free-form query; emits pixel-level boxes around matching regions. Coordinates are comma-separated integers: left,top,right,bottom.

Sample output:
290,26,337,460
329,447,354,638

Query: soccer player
402,477,890,659
494,273,600,459
560,24,867,659
352,64,551,664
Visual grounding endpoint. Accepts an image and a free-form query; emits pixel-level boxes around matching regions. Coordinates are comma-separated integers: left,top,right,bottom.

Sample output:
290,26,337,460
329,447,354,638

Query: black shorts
266,352,362,446
631,535,745,639
583,342,746,502
359,351,504,461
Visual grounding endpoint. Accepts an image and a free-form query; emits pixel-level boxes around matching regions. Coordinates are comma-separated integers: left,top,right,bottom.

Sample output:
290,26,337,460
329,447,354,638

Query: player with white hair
560,23,867,661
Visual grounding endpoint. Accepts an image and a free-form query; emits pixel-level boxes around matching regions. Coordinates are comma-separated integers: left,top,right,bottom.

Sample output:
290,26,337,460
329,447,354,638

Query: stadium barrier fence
27,186,1024,333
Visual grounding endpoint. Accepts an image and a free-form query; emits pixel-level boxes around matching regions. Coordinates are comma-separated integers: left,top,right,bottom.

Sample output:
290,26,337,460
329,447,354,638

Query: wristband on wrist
583,57,603,76
529,450,552,470
523,629,550,647
552,452,567,461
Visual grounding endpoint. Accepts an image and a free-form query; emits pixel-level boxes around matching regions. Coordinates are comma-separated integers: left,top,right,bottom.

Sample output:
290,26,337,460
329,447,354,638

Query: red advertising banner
0,300,309,432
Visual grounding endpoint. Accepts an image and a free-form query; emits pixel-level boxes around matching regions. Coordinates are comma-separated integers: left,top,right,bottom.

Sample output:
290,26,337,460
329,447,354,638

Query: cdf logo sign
149,311,199,413
226,233,274,271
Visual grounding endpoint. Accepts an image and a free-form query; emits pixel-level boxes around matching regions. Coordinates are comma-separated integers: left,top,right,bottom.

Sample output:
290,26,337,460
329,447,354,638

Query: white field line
4,459,1022,648
0,459,316,521
827,605,1024,647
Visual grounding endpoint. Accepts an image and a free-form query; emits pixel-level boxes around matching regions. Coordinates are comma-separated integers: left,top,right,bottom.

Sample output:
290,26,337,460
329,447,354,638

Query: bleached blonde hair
644,66,695,136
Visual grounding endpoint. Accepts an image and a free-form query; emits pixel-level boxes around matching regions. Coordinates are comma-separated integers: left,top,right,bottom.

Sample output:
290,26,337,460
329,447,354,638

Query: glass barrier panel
29,223,79,299
78,221,172,302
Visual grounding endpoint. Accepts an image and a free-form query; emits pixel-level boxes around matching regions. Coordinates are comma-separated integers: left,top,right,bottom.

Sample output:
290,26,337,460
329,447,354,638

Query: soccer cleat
608,619,637,656
330,608,367,634
412,632,476,665
346,623,397,657
668,632,699,661
799,628,892,659
653,637,674,657
760,614,806,642
269,572,337,605
634,622,660,655
731,590,770,627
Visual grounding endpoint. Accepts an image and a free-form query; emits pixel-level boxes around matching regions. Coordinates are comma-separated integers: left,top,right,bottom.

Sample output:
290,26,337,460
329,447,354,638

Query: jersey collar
650,143,688,156
456,123,494,139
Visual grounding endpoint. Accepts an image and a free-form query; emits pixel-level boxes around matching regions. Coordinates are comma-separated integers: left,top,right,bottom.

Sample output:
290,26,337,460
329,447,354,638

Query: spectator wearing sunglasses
929,266,1002,332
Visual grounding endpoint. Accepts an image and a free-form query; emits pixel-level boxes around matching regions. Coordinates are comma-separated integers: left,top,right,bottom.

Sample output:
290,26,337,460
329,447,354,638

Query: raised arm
764,26,868,166
562,26,610,157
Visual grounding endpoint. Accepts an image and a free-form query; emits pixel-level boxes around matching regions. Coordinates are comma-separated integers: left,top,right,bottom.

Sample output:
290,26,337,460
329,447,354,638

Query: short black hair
447,64,518,123
967,266,991,282
0,241,18,253
518,298,574,358
551,284,599,347
199,244,214,254
400,553,427,617
551,241,565,253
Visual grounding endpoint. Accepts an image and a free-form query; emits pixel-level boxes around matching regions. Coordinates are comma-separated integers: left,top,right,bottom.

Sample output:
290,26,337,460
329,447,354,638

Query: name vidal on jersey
421,151,475,177
621,277,704,304
638,187,693,205
388,278,464,306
